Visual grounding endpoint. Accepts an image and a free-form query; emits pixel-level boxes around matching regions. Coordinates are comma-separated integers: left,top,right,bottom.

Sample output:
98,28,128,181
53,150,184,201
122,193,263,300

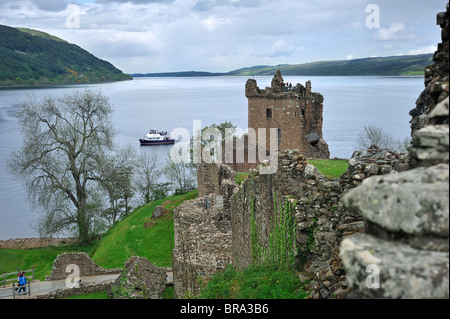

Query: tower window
266,108,272,119
301,109,305,118
278,128,282,141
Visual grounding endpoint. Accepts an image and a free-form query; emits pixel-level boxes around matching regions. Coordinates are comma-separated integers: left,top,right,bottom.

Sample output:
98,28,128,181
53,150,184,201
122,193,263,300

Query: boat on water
139,129,175,145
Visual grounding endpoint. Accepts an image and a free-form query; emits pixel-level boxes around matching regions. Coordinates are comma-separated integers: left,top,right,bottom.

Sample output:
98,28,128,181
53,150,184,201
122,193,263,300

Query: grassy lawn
0,244,94,282
308,159,349,179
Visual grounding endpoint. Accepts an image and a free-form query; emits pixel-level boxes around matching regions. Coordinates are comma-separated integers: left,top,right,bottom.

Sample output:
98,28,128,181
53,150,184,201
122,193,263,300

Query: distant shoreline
130,74,424,78
130,53,431,78
0,78,133,90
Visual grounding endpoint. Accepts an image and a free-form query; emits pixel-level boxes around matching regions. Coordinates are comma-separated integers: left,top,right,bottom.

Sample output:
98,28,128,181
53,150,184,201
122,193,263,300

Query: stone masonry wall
231,146,409,298
409,4,449,137
45,252,121,281
246,71,330,160
0,237,78,249
37,255,169,299
173,163,238,298
33,279,116,299
110,256,167,299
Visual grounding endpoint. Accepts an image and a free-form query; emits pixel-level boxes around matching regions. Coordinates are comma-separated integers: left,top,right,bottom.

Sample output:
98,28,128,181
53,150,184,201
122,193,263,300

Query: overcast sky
0,0,446,73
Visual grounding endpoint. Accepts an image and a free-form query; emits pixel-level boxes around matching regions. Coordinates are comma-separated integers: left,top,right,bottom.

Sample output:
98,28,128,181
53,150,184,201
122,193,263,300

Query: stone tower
245,70,330,159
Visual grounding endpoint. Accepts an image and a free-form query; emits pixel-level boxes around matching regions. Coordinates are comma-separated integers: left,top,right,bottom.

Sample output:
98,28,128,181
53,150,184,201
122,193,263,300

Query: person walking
17,271,27,295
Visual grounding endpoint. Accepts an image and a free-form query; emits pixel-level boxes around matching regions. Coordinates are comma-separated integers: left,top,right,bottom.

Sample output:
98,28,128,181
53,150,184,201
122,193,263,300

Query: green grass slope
0,190,197,283
0,24,132,87
91,190,198,269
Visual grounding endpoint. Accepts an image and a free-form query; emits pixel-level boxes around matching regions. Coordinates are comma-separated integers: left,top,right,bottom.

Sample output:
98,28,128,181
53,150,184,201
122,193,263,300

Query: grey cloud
31,0,69,11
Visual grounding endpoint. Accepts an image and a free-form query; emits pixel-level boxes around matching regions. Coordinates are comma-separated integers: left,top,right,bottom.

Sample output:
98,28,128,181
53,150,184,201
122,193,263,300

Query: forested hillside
0,25,132,86
228,54,433,76
134,54,433,77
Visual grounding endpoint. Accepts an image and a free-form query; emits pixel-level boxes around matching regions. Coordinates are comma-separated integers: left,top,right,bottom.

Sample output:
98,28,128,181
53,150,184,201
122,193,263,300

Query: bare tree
356,125,411,153
99,145,136,226
134,153,163,204
7,90,116,244
164,159,197,194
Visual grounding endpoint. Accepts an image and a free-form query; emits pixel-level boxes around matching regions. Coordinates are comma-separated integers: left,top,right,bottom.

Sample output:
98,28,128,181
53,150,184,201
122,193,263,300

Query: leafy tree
7,90,118,244
149,185,170,202
198,121,237,163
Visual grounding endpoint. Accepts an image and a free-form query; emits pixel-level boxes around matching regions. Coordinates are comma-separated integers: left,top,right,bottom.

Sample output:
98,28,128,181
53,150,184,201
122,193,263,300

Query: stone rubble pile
109,256,167,299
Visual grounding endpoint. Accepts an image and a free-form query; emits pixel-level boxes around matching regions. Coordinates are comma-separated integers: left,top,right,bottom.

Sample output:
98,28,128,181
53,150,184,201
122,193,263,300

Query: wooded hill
228,54,433,76
0,25,132,87
135,54,433,77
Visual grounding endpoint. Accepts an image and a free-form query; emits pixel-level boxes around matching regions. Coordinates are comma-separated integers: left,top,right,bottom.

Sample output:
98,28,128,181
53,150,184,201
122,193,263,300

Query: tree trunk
78,206,90,244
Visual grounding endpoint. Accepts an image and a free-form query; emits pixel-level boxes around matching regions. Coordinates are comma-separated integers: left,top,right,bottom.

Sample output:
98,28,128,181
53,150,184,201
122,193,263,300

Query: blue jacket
18,275,27,286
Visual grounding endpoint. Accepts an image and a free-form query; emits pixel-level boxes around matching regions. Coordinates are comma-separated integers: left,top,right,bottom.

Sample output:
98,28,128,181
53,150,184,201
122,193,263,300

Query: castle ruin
172,5,448,299
245,70,330,160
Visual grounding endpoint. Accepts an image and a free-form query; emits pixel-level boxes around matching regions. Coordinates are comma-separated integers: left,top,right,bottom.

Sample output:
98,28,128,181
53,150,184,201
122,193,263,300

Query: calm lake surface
0,76,423,240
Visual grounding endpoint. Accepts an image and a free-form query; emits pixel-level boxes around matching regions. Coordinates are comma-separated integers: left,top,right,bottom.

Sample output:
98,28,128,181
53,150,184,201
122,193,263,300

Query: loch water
0,75,423,239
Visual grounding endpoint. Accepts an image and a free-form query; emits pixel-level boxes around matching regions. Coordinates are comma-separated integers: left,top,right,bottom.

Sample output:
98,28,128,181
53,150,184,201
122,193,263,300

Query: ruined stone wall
409,4,449,136
175,145,413,299
110,256,168,299
173,9,449,297
45,252,121,281
221,134,260,174
231,147,409,298
37,256,169,299
0,237,78,249
173,163,238,298
33,279,116,299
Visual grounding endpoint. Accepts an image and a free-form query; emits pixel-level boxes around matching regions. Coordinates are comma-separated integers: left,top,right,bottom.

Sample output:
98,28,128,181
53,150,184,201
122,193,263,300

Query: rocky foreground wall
409,4,449,137
340,5,449,299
